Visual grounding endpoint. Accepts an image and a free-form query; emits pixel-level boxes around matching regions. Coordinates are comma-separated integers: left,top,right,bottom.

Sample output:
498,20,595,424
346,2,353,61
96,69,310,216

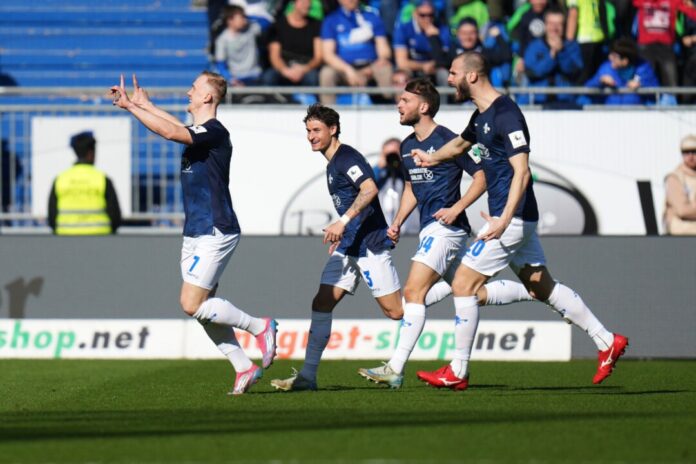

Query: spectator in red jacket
633,0,696,87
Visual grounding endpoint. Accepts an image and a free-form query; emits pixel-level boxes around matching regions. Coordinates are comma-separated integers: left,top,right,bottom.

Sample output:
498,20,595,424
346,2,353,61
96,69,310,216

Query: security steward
48,131,121,235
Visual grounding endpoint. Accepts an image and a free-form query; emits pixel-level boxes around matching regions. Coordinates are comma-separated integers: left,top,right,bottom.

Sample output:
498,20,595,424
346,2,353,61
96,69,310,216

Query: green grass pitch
1,359,695,463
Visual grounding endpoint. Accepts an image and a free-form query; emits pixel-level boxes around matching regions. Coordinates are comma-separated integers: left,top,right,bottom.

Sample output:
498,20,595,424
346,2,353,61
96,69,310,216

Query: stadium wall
216,107,696,236
0,236,694,359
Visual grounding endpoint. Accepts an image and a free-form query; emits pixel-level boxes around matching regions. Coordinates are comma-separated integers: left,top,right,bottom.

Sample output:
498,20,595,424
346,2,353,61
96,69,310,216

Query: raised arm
111,74,192,145
130,74,186,127
413,135,473,167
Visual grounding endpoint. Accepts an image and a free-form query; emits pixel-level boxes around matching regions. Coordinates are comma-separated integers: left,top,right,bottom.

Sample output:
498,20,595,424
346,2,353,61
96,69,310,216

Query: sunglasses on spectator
682,150,696,155
417,12,434,17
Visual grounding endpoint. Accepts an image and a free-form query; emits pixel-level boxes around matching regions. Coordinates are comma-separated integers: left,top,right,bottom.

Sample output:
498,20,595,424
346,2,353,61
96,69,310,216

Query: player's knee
382,306,403,321
180,293,203,316
451,280,478,297
403,285,425,304
311,294,334,312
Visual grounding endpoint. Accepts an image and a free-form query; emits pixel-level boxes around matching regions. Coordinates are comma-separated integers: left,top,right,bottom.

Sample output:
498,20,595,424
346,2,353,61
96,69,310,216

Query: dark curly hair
303,103,341,138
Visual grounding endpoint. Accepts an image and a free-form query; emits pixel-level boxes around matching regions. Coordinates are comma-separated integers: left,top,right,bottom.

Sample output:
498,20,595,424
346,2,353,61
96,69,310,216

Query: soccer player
271,104,457,392
357,78,533,388
110,73,277,395
413,52,628,390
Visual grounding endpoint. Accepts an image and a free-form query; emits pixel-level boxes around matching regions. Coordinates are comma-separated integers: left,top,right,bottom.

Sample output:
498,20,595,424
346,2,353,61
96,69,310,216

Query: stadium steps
0,1,209,88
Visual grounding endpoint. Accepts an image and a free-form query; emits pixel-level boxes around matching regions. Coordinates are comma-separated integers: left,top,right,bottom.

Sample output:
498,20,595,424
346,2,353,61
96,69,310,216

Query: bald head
454,51,489,79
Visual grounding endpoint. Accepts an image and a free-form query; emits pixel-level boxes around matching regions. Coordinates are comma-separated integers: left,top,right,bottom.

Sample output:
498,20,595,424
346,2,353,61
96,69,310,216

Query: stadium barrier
0,319,571,361
0,235,693,359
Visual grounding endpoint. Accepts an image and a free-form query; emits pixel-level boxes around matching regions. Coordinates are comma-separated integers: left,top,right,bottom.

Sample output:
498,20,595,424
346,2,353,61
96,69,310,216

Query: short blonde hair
200,70,227,104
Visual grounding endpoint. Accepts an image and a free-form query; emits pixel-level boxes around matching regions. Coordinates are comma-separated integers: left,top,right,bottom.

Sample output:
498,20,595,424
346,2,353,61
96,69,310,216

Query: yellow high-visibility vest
55,164,112,235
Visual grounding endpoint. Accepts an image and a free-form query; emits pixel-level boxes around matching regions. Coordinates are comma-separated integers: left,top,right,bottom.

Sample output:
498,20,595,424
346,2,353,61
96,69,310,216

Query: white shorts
412,221,469,277
459,218,546,277
320,249,401,298
180,228,239,290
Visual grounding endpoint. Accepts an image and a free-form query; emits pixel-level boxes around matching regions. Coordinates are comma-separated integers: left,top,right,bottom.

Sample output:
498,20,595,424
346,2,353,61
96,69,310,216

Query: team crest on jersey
347,165,363,182
484,123,491,134
191,125,207,134
328,173,333,184
331,193,341,208
426,146,435,154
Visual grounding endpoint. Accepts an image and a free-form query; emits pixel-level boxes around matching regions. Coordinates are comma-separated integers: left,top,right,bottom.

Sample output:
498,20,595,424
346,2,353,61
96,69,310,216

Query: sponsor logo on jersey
181,157,193,173
470,143,491,161
331,194,341,208
328,173,333,185
484,123,491,134
190,125,207,134
347,165,363,182
408,167,435,182
508,130,527,148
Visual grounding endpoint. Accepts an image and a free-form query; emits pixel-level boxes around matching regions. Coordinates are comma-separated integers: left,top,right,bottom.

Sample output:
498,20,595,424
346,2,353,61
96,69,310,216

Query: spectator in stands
319,0,393,104
262,0,323,87
435,18,512,87
215,5,263,87
633,0,696,89
207,0,228,59
565,0,616,85
48,131,121,235
507,0,550,82
392,0,450,86
450,0,490,32
584,38,659,105
682,16,696,103
373,137,419,234
508,0,549,55
664,134,696,235
523,7,583,104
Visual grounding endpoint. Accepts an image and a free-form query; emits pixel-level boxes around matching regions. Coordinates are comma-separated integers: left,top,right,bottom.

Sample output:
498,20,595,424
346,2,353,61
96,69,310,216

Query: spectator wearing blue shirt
319,0,393,104
431,18,512,87
523,8,583,104
393,0,450,86
585,38,659,105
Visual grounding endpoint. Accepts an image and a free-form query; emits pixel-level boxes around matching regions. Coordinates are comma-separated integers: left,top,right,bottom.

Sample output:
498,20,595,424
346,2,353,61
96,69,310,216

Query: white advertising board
31,117,132,217
217,107,696,236
0,319,571,361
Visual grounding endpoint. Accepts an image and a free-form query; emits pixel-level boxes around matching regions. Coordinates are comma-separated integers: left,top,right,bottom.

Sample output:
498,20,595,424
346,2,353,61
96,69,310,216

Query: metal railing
2,85,696,104
1,85,695,229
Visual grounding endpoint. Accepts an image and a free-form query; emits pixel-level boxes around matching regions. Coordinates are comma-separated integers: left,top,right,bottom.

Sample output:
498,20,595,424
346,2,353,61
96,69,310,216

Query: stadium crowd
207,0,696,105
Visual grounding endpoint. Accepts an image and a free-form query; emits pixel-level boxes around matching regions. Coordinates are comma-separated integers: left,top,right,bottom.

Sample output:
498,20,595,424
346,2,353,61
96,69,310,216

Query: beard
455,79,472,102
399,112,420,127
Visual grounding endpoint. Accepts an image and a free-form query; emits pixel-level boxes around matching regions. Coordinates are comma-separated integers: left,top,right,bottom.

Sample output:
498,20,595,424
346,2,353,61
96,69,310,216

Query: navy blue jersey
327,144,391,257
461,96,539,221
401,125,482,233
181,118,241,237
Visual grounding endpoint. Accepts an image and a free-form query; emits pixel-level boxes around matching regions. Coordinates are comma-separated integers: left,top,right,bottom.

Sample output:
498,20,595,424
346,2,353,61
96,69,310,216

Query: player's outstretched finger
120,73,125,90
133,73,139,90
480,211,492,222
